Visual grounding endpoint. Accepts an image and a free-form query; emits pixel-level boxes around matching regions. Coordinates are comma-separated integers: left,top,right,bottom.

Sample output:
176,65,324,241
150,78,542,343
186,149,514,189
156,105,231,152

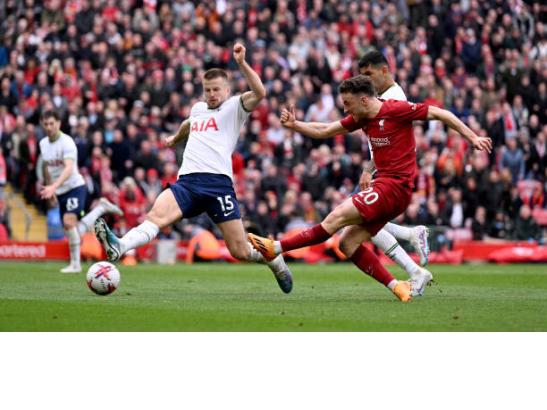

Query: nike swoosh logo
223,210,235,217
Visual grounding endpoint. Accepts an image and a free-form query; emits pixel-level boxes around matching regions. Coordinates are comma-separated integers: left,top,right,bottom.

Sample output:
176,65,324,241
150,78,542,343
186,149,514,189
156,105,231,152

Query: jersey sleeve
340,114,362,132
386,101,429,121
62,138,78,161
234,95,251,127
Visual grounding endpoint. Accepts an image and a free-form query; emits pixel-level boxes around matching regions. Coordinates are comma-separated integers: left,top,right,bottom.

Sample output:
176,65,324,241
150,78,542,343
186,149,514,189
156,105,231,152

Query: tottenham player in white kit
94,44,293,293
357,50,433,296
39,110,123,273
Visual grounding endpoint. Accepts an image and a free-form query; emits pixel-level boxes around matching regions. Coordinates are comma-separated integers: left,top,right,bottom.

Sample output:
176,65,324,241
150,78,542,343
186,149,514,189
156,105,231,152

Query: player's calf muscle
145,212,174,229
339,236,361,257
227,241,249,260
146,201,182,228
340,227,371,256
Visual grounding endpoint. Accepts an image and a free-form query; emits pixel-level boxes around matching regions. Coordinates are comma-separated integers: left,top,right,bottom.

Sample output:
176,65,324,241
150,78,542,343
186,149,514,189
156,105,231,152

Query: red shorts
351,177,413,236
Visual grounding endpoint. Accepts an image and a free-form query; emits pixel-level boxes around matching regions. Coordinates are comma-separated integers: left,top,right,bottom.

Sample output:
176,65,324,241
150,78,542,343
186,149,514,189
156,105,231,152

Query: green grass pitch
0,262,546,331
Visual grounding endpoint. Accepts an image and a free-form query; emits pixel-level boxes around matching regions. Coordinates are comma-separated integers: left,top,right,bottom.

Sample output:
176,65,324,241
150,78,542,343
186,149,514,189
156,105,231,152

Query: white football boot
267,254,293,294
410,267,433,297
60,264,82,273
410,225,430,266
99,197,124,216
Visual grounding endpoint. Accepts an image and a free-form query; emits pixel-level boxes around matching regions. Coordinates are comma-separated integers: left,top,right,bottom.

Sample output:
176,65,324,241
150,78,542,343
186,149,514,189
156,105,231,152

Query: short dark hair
338,75,376,96
203,68,229,81
41,110,61,121
358,49,388,69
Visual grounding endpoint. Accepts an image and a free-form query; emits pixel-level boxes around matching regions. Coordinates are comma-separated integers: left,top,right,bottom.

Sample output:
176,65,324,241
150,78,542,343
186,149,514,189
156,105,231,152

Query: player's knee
63,216,77,230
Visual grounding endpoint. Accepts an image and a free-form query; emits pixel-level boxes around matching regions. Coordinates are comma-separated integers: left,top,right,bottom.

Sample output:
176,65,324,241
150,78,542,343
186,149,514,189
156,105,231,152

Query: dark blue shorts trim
169,173,241,224
57,185,87,220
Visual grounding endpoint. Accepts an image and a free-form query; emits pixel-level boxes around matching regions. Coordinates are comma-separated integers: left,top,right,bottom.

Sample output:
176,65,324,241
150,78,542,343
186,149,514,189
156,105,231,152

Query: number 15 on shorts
355,187,379,206
217,195,234,216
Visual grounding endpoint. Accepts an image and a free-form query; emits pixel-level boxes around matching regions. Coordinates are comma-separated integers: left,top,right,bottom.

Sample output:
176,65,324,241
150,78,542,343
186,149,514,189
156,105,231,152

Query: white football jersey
380,82,407,101
39,132,85,195
368,82,408,159
179,95,250,180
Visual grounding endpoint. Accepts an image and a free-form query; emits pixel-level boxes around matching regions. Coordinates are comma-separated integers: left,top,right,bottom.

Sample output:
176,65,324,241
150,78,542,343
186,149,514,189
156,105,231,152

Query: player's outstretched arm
280,105,347,139
165,119,190,147
234,43,266,111
427,105,493,153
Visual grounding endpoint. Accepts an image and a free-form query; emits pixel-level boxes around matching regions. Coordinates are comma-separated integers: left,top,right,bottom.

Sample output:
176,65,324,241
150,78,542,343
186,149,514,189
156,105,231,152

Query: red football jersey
340,100,429,183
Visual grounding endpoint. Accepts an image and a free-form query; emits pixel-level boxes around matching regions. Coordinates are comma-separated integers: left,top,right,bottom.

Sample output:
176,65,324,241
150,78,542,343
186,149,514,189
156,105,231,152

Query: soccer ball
86,262,121,296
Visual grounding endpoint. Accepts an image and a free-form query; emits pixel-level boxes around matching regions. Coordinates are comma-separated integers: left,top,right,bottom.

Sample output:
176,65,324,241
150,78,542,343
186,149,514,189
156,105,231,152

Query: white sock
372,229,420,278
119,220,159,255
77,204,106,235
246,242,266,264
66,227,81,268
246,242,287,275
383,222,414,242
267,255,286,273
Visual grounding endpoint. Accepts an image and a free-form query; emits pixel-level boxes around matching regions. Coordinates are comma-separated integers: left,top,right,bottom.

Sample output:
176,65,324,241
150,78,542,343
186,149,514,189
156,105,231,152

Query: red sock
350,244,395,287
280,224,331,252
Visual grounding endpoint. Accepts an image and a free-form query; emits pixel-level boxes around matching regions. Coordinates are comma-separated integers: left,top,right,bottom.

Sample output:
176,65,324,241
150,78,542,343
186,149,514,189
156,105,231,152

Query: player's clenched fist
233,43,246,64
280,105,296,129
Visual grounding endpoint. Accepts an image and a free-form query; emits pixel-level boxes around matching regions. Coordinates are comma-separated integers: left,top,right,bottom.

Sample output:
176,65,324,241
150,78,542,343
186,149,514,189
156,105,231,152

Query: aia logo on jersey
191,117,219,132
45,159,64,166
378,119,385,131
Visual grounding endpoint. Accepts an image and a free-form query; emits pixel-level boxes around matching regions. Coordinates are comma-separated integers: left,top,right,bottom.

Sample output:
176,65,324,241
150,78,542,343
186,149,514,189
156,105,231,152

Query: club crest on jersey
191,117,219,132
378,119,385,131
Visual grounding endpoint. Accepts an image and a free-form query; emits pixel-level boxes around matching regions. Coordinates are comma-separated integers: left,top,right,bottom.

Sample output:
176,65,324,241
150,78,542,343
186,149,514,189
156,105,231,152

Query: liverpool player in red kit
248,76,492,302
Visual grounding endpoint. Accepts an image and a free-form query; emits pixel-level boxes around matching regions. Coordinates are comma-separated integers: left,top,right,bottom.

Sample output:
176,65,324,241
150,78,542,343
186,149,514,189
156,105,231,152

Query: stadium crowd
0,0,545,246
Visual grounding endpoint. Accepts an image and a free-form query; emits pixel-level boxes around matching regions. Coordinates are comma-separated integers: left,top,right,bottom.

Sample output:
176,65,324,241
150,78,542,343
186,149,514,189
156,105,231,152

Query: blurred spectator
118,177,146,229
261,164,286,201
513,204,541,242
501,137,525,183
503,185,524,222
250,200,277,237
134,139,160,171
442,188,465,228
462,176,480,221
471,206,488,240
527,128,546,179
489,211,511,240
0,194,10,239
483,170,506,220
142,168,163,203
0,141,6,197
265,113,284,146
302,162,328,202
